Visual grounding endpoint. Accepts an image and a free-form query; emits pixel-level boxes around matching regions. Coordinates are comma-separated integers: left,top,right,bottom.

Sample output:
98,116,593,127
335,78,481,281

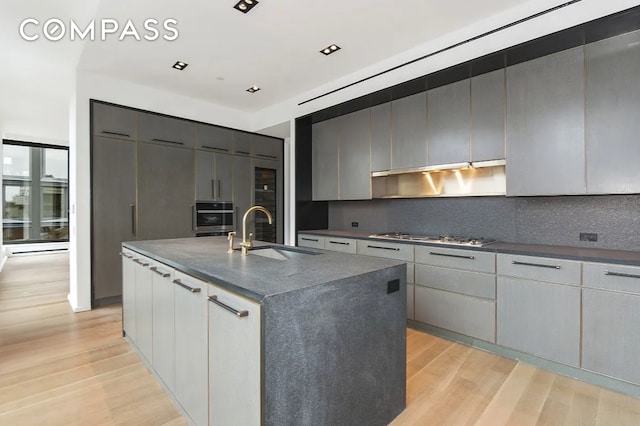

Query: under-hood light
372,159,505,178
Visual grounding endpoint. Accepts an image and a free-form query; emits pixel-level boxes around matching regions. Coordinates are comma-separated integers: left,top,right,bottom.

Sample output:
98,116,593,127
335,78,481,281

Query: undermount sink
247,245,320,260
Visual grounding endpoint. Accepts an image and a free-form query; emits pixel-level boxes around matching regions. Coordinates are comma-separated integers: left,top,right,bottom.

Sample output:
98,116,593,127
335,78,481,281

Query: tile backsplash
328,194,640,251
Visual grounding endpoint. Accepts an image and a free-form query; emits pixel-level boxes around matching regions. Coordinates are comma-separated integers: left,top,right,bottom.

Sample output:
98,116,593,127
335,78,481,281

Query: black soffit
301,3,640,124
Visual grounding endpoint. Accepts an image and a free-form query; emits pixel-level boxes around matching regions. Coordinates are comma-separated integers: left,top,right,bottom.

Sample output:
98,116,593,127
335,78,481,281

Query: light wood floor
1,254,639,425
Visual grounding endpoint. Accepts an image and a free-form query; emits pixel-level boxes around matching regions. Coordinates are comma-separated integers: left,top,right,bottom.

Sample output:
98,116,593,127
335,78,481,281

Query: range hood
371,159,506,198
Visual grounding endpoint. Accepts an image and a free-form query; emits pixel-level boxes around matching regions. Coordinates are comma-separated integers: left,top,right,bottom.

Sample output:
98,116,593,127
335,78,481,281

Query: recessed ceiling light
172,61,188,70
246,85,260,93
234,0,259,13
320,44,341,56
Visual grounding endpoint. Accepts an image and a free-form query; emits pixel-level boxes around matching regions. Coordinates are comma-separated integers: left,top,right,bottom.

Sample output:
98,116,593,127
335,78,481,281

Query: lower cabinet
121,250,137,342
151,264,175,392
174,271,209,426
133,256,153,364
208,283,261,426
297,234,325,249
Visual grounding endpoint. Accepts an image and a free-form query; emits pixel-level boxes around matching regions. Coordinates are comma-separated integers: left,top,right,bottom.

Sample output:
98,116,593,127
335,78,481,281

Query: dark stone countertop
299,230,640,266
123,236,404,303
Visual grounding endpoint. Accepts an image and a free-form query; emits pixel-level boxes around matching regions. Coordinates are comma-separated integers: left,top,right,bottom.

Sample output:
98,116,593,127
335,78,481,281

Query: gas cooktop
368,232,496,247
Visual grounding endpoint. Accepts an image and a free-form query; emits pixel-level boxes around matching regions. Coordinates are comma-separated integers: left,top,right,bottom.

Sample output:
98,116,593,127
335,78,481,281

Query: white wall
69,70,253,312
0,126,5,271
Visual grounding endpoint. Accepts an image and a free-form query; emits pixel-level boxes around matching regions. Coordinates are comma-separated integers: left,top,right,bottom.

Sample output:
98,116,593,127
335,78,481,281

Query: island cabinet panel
497,276,581,367
391,92,427,170
121,250,137,342
582,262,640,385
137,142,195,240
339,108,372,200
297,234,325,249
174,271,209,426
312,117,340,201
195,123,234,153
471,69,506,161
92,103,137,141
138,112,196,148
427,79,471,165
151,263,175,392
586,30,640,194
506,46,586,196
208,283,261,426
133,255,153,364
370,102,392,172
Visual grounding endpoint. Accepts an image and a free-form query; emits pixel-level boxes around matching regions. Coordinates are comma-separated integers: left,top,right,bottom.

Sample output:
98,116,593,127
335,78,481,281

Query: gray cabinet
253,134,282,162
92,137,136,303
233,155,252,233
586,30,640,194
471,69,506,161
195,150,233,201
92,103,137,140
234,132,253,156
427,80,470,165
339,109,371,200
297,234,325,249
497,276,581,367
312,117,340,200
391,92,427,170
370,103,391,172
506,47,586,196
195,123,233,153
137,142,195,240
138,112,195,148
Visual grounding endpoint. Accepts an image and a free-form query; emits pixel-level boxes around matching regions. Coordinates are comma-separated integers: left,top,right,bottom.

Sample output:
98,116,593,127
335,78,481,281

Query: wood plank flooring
1,253,639,425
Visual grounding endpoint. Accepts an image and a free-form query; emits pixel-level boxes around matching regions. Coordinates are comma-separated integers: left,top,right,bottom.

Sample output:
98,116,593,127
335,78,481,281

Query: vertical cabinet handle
212,179,216,199
217,180,221,200
208,295,248,317
130,204,136,236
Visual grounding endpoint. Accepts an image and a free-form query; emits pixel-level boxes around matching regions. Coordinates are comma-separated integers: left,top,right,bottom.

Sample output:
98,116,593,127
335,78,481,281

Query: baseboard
93,295,122,308
407,320,640,399
0,248,7,272
67,293,91,312
7,242,70,256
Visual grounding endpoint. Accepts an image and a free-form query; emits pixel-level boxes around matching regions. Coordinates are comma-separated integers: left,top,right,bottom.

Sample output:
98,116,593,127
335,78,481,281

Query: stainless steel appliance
194,201,233,235
368,232,496,247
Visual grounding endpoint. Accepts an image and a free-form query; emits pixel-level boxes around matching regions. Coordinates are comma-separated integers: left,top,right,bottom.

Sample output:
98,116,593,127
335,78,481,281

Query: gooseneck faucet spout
240,206,273,256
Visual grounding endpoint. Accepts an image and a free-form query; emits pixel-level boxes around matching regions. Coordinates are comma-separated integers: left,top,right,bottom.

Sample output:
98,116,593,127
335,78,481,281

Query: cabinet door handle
605,270,640,279
328,240,350,246
173,279,201,293
429,252,475,260
101,130,130,138
119,252,133,259
512,260,561,270
257,153,278,159
130,204,136,236
152,138,184,146
236,150,250,155
367,245,400,252
301,237,319,242
133,259,149,267
202,145,229,152
208,295,248,317
211,179,216,199
150,266,170,278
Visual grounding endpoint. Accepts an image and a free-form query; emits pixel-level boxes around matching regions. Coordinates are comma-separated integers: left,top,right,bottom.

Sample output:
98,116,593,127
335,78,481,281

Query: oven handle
196,210,235,214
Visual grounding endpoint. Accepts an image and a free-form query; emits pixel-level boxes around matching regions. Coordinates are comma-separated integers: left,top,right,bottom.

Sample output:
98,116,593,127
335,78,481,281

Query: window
2,141,69,243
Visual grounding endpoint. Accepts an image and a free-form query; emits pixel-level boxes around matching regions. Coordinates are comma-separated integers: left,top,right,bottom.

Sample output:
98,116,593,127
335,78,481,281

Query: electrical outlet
351,222,359,228
580,232,598,242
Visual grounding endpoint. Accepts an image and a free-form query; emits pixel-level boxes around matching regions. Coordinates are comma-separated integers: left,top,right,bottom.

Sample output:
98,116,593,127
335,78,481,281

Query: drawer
415,246,495,273
149,262,175,281
138,112,196,148
497,254,581,285
415,264,496,299
356,240,414,262
297,234,325,249
195,124,234,153
415,286,495,343
583,262,640,294
174,271,208,293
324,237,357,254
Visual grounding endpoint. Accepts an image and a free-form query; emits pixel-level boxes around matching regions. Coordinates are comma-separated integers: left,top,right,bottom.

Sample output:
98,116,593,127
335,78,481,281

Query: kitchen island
121,236,406,426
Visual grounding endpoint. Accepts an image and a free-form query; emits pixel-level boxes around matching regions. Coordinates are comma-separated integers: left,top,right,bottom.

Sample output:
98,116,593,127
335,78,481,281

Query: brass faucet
240,206,273,256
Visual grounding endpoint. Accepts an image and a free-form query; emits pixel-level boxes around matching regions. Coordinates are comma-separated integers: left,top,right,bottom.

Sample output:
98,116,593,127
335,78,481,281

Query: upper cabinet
391,92,427,170
195,124,234,153
138,112,196,148
253,134,282,162
370,103,391,172
427,79,470,165
234,132,252,156
585,30,640,194
92,103,137,141
471,69,506,162
339,109,371,200
312,117,340,201
506,47,586,196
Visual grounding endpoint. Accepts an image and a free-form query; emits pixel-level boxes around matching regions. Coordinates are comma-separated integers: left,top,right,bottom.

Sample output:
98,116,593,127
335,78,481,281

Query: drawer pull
512,260,560,270
368,245,400,252
429,252,475,260
202,145,229,152
301,237,319,242
173,279,201,293
328,240,350,246
150,266,171,278
101,130,130,138
133,259,149,267
208,295,249,317
236,150,250,155
257,153,278,159
119,252,133,259
605,271,640,279
152,138,184,146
